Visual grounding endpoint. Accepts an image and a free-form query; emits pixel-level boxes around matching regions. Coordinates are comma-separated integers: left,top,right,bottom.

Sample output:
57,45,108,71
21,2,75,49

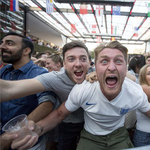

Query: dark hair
128,55,146,73
146,55,150,59
128,57,138,72
4,32,34,58
35,52,46,59
62,41,89,60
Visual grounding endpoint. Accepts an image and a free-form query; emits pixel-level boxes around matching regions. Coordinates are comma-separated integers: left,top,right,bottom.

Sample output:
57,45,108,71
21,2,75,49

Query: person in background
88,54,95,73
132,64,150,147
34,52,47,68
0,32,57,150
3,41,150,150
146,55,150,64
127,55,145,83
0,41,90,150
125,55,145,141
45,52,63,150
45,52,63,72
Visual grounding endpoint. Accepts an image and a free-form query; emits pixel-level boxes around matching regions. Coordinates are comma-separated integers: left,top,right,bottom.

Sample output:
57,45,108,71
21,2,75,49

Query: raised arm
0,78,45,102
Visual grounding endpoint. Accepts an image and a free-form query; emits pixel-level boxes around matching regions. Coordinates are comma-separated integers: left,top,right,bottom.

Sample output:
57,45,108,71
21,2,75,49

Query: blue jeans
57,122,84,150
133,129,150,147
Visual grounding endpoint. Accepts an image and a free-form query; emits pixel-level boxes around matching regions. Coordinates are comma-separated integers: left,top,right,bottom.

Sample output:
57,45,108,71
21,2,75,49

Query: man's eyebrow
67,55,87,58
5,39,15,44
99,55,124,58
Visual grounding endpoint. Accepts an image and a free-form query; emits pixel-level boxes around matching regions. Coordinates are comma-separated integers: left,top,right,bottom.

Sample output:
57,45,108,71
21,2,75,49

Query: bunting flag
133,27,139,37
113,26,117,35
95,5,104,17
10,0,19,11
112,6,120,15
80,4,87,15
95,5,104,27
46,0,53,14
97,36,101,43
91,24,97,33
111,37,116,41
71,24,76,33
148,3,150,17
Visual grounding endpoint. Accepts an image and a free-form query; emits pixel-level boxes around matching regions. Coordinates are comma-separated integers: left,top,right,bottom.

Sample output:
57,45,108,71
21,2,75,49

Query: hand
0,134,12,150
86,72,97,83
2,120,39,150
126,72,136,82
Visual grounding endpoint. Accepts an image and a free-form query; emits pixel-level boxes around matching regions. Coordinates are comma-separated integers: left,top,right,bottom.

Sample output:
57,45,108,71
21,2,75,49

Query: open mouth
74,71,83,77
105,76,118,87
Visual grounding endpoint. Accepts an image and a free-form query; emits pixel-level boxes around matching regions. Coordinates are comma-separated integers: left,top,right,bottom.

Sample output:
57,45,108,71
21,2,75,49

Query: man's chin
74,77,85,84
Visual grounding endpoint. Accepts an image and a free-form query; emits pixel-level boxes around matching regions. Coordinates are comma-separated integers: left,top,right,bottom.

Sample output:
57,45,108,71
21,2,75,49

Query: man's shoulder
74,80,97,91
123,77,143,94
28,64,49,75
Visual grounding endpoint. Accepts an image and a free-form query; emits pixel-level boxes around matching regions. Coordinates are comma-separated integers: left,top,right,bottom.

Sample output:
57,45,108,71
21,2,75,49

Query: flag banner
113,26,117,35
148,3,150,17
111,37,115,41
46,0,53,14
112,6,120,15
71,24,76,33
10,0,19,11
95,5,104,27
133,27,139,37
97,36,101,43
80,4,87,15
95,5,104,17
91,24,96,33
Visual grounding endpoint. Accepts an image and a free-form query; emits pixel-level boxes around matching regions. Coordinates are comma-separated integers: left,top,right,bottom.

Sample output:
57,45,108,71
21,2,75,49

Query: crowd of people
0,32,150,150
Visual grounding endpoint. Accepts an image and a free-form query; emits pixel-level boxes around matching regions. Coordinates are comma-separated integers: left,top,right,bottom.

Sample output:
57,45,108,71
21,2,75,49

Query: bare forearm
0,79,45,102
0,79,11,102
37,102,70,136
27,101,53,123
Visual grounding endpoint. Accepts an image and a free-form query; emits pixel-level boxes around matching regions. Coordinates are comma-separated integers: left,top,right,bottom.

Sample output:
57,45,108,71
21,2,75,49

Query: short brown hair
139,64,150,85
62,41,89,60
94,41,128,64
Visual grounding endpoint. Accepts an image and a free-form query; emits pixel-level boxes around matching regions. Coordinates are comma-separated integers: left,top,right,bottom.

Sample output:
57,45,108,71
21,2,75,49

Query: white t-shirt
136,109,150,133
65,77,150,135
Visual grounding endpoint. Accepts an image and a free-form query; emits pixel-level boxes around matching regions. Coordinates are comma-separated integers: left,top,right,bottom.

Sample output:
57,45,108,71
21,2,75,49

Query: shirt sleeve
138,92,150,113
37,91,59,106
35,72,57,91
65,83,85,112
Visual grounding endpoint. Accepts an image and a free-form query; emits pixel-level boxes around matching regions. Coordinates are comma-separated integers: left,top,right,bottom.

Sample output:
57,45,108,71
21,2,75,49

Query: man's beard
2,48,24,64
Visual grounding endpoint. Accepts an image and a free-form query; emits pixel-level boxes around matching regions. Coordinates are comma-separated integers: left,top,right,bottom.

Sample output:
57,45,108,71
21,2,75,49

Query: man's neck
12,59,30,70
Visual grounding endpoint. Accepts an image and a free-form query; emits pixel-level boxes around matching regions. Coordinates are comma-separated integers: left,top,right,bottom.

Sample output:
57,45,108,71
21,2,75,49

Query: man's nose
75,59,82,66
108,61,116,71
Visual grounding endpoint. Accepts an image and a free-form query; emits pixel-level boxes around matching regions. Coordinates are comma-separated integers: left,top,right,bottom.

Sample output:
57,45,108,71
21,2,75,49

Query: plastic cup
2,114,37,140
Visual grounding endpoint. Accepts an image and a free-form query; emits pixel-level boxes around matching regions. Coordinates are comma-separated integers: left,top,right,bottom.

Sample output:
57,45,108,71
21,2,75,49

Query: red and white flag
10,0,19,11
80,4,87,15
71,24,76,33
95,5,103,17
91,24,97,33
97,36,101,43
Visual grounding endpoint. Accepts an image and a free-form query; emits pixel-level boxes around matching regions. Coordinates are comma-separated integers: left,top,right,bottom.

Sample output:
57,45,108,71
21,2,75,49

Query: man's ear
23,47,31,56
63,61,66,69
